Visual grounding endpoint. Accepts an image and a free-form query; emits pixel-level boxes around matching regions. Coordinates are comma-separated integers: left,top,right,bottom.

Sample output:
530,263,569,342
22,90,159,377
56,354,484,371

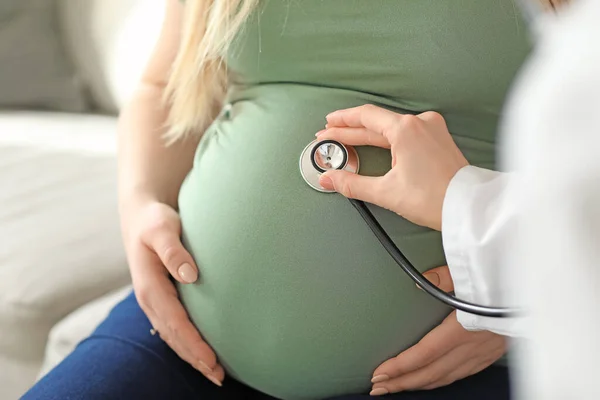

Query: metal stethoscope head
299,139,521,318
299,139,360,192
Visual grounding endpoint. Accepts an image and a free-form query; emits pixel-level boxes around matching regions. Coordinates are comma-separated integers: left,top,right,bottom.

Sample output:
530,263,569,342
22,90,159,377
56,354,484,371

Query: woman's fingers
372,331,451,380
152,275,218,370
127,202,223,387
140,217,198,284
209,364,226,385
316,127,391,149
148,314,224,387
135,266,223,385
372,312,465,380
145,311,197,372
370,312,506,395
419,357,491,390
370,345,475,395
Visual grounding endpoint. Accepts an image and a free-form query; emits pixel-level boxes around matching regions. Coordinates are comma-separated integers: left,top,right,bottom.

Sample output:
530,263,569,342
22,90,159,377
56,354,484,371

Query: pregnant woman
22,0,556,399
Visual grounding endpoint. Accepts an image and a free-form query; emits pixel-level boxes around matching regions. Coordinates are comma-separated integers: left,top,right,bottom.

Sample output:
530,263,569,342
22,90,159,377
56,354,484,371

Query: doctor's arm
441,166,521,335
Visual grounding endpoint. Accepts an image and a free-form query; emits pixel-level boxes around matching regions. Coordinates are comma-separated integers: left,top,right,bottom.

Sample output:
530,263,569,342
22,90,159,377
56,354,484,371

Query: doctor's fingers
421,265,455,293
326,105,406,144
140,218,199,284
318,171,395,209
316,127,391,149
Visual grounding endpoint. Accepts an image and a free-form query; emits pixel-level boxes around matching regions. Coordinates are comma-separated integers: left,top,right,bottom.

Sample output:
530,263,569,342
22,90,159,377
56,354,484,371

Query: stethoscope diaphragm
299,139,360,192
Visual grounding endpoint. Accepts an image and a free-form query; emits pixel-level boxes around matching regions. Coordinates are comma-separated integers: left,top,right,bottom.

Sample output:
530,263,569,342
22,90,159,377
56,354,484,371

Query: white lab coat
442,0,600,397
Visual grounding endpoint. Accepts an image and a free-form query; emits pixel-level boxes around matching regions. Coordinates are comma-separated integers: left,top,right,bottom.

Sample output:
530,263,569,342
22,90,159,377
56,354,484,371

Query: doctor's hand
369,265,507,395
317,105,468,231
121,200,224,387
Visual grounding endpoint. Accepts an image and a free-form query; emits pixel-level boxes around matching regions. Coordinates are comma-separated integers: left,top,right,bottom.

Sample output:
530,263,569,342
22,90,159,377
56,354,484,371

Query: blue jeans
22,292,511,400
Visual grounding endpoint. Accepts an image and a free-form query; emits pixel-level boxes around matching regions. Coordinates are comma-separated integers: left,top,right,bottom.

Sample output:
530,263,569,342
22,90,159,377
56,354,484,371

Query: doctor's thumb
319,171,383,206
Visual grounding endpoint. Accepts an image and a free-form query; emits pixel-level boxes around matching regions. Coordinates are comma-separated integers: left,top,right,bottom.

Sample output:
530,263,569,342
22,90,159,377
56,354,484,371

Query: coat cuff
441,166,503,330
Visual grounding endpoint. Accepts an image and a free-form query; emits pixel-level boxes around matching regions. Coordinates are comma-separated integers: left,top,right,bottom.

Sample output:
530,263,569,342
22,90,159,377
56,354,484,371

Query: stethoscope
300,139,520,318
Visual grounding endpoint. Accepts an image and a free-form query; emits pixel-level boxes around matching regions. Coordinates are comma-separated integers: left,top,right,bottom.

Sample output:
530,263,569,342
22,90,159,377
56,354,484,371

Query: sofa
0,1,164,398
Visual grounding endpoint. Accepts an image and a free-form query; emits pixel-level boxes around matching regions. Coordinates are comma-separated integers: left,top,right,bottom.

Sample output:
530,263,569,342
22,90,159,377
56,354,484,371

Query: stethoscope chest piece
299,139,360,192
297,138,518,318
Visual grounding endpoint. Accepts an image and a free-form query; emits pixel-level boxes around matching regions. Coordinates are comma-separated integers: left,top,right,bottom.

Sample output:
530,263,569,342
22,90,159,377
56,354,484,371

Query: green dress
177,1,530,399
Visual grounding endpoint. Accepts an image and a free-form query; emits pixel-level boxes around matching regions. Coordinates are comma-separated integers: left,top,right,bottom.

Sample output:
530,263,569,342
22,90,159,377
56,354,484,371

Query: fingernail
198,360,214,373
319,175,334,190
178,263,198,283
325,123,330,129
370,387,389,396
423,272,440,286
371,374,389,384
206,374,222,387
315,129,326,137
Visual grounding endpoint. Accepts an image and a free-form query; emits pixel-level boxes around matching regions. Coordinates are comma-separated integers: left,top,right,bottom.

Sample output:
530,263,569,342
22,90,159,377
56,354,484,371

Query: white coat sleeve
441,166,524,336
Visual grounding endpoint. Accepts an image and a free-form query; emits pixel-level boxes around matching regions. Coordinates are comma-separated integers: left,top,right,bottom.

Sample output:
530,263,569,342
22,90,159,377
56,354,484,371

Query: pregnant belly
177,85,451,400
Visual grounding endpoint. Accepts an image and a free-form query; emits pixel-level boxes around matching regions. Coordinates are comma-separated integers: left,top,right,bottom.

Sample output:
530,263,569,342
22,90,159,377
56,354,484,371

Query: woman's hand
369,266,507,396
122,200,224,387
317,105,469,231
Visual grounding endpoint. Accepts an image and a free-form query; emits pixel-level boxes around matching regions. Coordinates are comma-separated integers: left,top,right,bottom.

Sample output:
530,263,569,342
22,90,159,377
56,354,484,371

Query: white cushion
38,285,133,380
0,112,130,399
57,0,164,113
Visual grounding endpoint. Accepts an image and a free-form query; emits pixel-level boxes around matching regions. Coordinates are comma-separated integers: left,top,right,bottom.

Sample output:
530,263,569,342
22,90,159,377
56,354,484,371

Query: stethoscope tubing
302,138,522,318
348,199,521,318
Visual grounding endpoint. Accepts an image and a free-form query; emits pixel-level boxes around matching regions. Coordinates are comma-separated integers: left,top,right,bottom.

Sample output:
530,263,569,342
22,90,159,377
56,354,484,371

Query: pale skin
118,0,506,394
118,0,224,386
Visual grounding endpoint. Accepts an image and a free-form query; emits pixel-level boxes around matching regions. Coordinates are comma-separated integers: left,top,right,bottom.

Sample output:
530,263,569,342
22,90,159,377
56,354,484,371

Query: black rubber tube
348,198,520,318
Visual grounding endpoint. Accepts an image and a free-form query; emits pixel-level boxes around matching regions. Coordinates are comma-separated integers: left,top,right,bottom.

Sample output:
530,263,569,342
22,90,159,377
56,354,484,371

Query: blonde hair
163,0,569,143
163,0,258,143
